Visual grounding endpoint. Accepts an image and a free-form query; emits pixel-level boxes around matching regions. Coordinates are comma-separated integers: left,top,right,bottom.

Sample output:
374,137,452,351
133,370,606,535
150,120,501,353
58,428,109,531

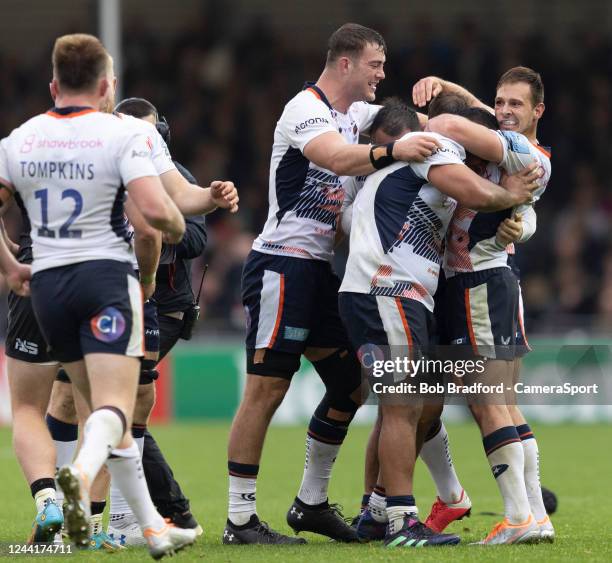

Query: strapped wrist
369,142,396,170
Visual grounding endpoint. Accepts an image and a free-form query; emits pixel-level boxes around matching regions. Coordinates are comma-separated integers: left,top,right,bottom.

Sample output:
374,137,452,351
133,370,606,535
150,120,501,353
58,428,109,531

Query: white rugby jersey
252,84,379,261
0,107,159,274
339,174,366,236
340,132,464,312
115,113,176,270
444,130,551,276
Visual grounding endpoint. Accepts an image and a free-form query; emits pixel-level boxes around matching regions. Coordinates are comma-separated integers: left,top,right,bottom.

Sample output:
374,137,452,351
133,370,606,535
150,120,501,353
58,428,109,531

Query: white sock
487,441,531,524
55,439,78,468
54,440,77,507
74,408,124,486
90,513,103,536
228,475,257,526
134,436,145,456
132,426,146,456
105,441,164,532
420,422,464,504
34,488,57,512
522,437,547,521
109,480,133,518
297,435,340,506
109,428,145,519
387,504,418,535
368,491,388,523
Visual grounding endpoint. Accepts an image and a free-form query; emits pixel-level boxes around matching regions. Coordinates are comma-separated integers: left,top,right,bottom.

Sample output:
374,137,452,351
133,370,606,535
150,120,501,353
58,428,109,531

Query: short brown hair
427,92,470,119
326,23,386,65
370,97,419,138
497,66,544,106
52,33,110,92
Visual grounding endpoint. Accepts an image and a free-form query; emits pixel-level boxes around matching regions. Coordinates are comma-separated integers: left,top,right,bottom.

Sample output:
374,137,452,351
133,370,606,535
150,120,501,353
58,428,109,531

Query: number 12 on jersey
34,188,83,239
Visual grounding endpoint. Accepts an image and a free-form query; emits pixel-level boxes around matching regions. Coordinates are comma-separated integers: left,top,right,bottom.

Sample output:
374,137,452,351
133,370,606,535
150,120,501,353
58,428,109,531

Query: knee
243,375,289,411
420,404,443,427
48,380,78,424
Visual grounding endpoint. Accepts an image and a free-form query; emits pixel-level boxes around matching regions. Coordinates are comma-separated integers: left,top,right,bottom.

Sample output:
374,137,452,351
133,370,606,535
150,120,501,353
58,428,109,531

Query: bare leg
8,358,59,484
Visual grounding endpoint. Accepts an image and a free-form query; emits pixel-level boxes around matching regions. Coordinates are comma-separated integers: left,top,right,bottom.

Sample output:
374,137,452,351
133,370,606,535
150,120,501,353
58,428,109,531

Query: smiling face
495,81,544,140
346,42,386,103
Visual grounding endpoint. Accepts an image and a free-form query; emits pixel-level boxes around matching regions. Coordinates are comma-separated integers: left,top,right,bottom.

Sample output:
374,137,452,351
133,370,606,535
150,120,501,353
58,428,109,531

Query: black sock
30,478,55,498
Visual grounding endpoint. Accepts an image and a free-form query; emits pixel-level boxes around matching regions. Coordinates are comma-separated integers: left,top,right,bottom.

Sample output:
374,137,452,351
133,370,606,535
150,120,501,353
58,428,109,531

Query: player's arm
127,176,185,244
0,207,30,296
427,114,505,163
159,169,238,216
303,131,443,176
412,76,493,113
428,162,541,212
0,218,19,255
125,196,161,299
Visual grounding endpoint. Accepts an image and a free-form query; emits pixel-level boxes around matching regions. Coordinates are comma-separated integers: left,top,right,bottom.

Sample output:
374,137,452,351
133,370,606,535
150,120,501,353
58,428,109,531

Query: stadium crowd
0,18,610,336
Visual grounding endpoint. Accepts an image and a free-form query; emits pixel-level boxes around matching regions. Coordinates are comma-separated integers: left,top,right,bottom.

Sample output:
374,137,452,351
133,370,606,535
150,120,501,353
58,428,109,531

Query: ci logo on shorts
90,307,126,342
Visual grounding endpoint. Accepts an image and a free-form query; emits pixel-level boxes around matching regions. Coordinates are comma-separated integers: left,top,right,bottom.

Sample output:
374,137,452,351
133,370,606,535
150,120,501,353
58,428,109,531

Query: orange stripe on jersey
464,288,479,356
518,301,531,352
531,142,551,159
395,297,413,357
306,87,322,100
268,274,285,348
45,108,98,119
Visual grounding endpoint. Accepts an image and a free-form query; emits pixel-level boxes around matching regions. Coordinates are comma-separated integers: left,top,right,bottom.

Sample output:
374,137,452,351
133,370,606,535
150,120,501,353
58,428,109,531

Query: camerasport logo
90,307,126,342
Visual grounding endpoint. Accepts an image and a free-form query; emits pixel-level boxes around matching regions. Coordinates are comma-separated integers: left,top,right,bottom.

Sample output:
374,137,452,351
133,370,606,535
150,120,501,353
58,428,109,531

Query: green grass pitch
0,422,610,561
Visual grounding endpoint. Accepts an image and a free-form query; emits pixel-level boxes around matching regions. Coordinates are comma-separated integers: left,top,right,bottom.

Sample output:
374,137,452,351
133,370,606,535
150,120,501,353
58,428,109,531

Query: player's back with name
0,107,158,274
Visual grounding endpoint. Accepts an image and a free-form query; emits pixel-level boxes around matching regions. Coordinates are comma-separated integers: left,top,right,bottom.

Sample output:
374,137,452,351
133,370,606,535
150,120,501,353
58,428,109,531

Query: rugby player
348,93,475,540
224,22,443,545
412,67,554,543
0,33,195,558
338,97,540,548
45,99,208,546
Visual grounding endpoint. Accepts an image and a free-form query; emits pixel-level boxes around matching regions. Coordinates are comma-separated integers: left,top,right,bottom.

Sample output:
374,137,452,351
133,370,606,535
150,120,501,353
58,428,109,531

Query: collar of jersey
302,82,333,111
47,106,97,118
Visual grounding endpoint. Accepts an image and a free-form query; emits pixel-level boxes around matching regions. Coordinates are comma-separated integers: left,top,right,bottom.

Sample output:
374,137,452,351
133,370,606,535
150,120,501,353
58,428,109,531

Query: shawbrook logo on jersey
90,307,126,343
294,117,329,134
20,134,104,153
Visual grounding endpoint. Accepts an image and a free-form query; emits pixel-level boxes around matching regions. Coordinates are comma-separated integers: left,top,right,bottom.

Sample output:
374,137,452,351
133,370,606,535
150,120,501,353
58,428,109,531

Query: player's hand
6,263,31,296
496,213,523,246
412,76,444,107
500,162,543,205
211,180,239,213
393,134,443,163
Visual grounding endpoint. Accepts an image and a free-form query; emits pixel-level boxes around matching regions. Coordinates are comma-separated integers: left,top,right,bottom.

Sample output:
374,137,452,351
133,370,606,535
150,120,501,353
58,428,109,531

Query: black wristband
369,142,396,170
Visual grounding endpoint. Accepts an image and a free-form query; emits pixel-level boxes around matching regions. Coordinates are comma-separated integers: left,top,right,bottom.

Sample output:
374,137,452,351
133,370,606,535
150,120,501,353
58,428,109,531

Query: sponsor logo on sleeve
294,117,330,134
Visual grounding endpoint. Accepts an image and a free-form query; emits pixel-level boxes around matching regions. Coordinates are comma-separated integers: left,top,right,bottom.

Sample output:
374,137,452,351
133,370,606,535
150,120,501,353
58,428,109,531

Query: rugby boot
27,499,64,544
355,508,387,541
537,515,555,543
222,514,306,545
287,498,360,542
475,514,540,545
425,489,472,532
385,513,460,548
144,521,197,560
56,465,90,549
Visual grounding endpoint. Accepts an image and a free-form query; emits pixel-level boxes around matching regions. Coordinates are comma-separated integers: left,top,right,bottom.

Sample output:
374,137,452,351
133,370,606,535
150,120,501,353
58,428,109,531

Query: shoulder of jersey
288,88,326,108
